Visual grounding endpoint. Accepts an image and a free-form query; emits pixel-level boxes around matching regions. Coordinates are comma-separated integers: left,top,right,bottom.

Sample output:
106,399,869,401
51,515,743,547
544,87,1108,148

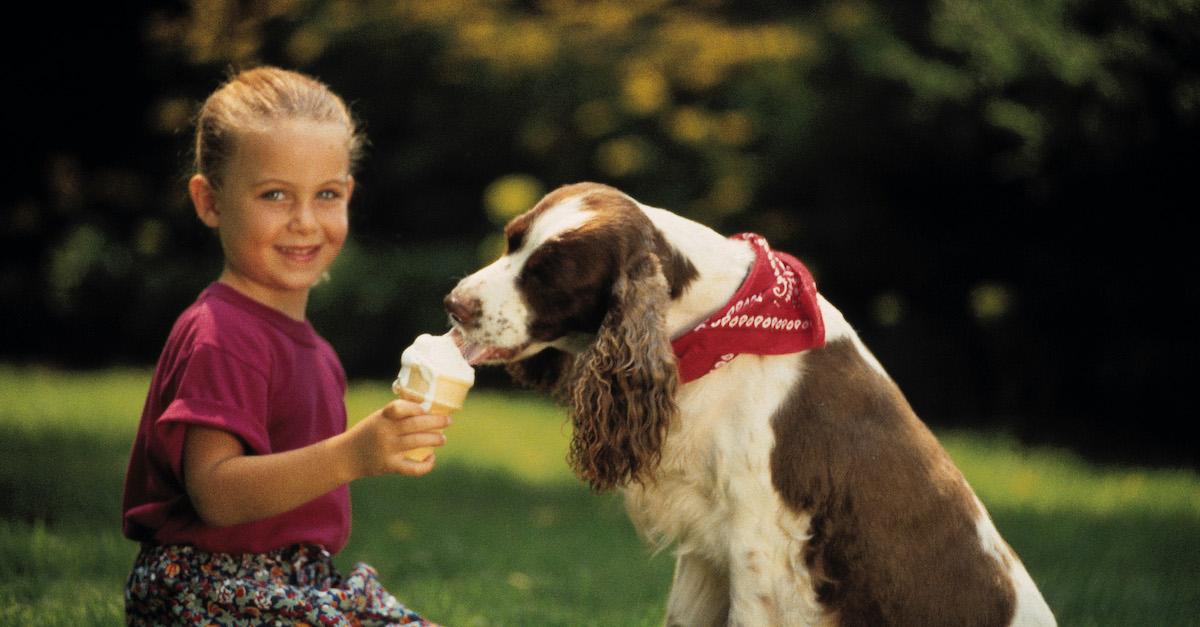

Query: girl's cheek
325,222,348,257
328,213,350,242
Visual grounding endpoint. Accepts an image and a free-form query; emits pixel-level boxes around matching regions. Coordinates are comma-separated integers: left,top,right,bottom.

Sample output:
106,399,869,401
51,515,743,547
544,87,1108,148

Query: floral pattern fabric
126,543,438,626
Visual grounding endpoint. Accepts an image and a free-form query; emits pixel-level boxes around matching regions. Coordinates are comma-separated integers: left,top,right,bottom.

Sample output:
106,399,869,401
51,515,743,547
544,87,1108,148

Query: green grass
1,365,1198,625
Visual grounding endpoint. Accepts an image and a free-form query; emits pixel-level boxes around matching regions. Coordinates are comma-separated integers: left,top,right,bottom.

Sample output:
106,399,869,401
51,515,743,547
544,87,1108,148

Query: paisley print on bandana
671,233,825,383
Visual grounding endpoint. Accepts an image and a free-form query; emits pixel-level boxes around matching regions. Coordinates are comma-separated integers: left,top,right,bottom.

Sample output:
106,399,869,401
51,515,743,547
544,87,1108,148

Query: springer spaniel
446,182,1055,626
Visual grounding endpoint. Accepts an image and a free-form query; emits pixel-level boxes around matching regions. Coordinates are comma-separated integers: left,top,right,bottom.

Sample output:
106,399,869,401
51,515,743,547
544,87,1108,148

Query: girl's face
193,118,353,319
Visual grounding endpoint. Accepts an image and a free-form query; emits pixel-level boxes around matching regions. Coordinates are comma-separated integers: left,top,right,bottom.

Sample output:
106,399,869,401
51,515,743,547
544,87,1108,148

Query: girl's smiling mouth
277,245,321,263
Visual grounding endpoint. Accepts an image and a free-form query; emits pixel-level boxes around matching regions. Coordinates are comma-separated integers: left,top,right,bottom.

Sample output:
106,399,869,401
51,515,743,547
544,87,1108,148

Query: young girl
121,66,447,626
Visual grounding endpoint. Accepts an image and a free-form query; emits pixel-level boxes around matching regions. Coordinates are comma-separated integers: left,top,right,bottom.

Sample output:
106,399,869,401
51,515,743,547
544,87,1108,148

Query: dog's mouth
449,327,525,366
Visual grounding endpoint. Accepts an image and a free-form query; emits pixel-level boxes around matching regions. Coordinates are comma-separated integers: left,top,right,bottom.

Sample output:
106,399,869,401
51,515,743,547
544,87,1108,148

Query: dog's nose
444,290,482,327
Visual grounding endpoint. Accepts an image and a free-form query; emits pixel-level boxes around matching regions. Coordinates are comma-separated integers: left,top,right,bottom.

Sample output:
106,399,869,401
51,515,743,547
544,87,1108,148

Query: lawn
1,365,1197,625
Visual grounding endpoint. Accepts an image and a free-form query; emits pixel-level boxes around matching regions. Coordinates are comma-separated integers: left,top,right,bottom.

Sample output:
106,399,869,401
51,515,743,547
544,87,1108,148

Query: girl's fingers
381,399,424,420
398,430,448,451
393,453,437,475
386,412,452,433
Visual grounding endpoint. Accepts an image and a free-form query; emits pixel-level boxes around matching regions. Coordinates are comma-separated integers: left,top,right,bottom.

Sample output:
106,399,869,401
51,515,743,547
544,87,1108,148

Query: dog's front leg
726,541,784,627
726,518,827,627
664,550,729,627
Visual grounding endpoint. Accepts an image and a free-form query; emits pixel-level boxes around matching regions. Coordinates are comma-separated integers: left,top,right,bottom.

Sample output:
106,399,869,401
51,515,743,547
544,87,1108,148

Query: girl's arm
183,399,450,528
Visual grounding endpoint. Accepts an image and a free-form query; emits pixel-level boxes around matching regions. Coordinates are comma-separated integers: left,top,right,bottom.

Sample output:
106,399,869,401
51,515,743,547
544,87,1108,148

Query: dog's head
447,182,696,490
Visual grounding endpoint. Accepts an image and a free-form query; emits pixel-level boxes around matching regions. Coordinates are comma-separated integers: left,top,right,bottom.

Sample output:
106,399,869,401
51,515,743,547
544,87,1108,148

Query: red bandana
670,233,825,383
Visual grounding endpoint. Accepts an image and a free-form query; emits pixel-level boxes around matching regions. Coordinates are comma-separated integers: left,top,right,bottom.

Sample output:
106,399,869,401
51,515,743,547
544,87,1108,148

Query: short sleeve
155,343,273,480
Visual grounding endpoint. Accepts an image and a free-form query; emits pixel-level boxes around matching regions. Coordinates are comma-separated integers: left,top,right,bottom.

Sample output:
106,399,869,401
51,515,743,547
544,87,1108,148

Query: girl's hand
344,399,452,478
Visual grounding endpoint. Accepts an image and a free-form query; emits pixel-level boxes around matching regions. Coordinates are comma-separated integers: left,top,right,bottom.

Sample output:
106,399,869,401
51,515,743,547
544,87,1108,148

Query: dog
445,182,1055,626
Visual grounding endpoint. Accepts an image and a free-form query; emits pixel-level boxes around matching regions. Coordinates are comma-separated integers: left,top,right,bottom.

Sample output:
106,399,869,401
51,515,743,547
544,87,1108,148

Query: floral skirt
125,543,438,626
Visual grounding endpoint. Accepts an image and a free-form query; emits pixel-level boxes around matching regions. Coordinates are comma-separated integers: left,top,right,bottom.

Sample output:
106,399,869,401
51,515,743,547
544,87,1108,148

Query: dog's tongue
449,328,493,365
461,344,494,366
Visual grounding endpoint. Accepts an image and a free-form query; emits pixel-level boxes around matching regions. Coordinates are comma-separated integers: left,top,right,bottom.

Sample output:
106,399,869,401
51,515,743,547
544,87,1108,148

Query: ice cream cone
392,333,475,461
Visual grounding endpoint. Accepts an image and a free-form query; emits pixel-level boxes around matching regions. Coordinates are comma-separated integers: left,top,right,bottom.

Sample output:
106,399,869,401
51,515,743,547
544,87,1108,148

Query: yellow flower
596,137,648,177
484,174,545,225
621,65,670,116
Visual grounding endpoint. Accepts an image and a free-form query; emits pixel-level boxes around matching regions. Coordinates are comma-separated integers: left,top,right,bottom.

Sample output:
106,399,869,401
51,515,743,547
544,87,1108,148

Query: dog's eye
506,231,525,253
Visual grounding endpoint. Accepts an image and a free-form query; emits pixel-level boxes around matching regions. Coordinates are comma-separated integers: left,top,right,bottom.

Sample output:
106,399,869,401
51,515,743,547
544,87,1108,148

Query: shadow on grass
343,465,675,626
0,423,128,528
1,423,1197,626
1,424,135,626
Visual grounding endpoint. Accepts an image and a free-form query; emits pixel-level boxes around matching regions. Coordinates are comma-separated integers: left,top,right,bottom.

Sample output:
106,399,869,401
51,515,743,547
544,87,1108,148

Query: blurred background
3,0,1196,468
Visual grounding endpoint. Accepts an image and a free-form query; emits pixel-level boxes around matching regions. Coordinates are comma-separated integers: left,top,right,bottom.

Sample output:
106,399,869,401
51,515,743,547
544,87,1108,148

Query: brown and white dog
445,182,1055,626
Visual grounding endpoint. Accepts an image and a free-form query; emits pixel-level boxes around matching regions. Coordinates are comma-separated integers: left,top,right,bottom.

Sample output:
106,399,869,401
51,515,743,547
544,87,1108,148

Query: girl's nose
290,201,318,233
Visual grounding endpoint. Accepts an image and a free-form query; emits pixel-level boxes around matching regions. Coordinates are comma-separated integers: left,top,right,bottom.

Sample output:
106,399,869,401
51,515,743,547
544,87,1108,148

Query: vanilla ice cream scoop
392,333,475,461
393,333,474,407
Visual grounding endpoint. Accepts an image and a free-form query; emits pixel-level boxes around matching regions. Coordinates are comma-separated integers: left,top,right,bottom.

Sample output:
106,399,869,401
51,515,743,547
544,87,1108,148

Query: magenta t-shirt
122,282,351,554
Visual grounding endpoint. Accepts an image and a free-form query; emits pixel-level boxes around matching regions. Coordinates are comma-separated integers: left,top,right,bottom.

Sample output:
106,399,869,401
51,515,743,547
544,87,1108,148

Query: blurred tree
3,0,1196,465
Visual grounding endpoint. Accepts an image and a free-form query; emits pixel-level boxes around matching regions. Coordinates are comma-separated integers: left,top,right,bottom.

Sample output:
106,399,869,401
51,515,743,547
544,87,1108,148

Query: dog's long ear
566,251,677,492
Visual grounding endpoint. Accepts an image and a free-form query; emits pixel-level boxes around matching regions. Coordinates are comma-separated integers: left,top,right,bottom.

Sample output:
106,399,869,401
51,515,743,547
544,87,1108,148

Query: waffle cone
393,367,472,461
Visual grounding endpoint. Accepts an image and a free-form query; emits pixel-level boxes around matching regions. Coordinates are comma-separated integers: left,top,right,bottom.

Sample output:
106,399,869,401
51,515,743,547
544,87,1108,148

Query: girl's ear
346,174,355,203
189,174,220,228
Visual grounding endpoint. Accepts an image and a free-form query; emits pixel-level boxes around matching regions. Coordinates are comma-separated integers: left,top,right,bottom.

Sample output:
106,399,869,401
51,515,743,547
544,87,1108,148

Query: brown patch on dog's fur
770,340,1016,626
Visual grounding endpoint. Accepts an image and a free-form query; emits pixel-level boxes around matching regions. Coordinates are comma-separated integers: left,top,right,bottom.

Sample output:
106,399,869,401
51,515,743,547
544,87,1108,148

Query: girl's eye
260,190,286,201
317,189,341,201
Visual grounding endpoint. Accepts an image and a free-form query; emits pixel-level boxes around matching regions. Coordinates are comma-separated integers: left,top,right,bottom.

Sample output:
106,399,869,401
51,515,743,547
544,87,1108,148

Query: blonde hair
194,66,365,188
